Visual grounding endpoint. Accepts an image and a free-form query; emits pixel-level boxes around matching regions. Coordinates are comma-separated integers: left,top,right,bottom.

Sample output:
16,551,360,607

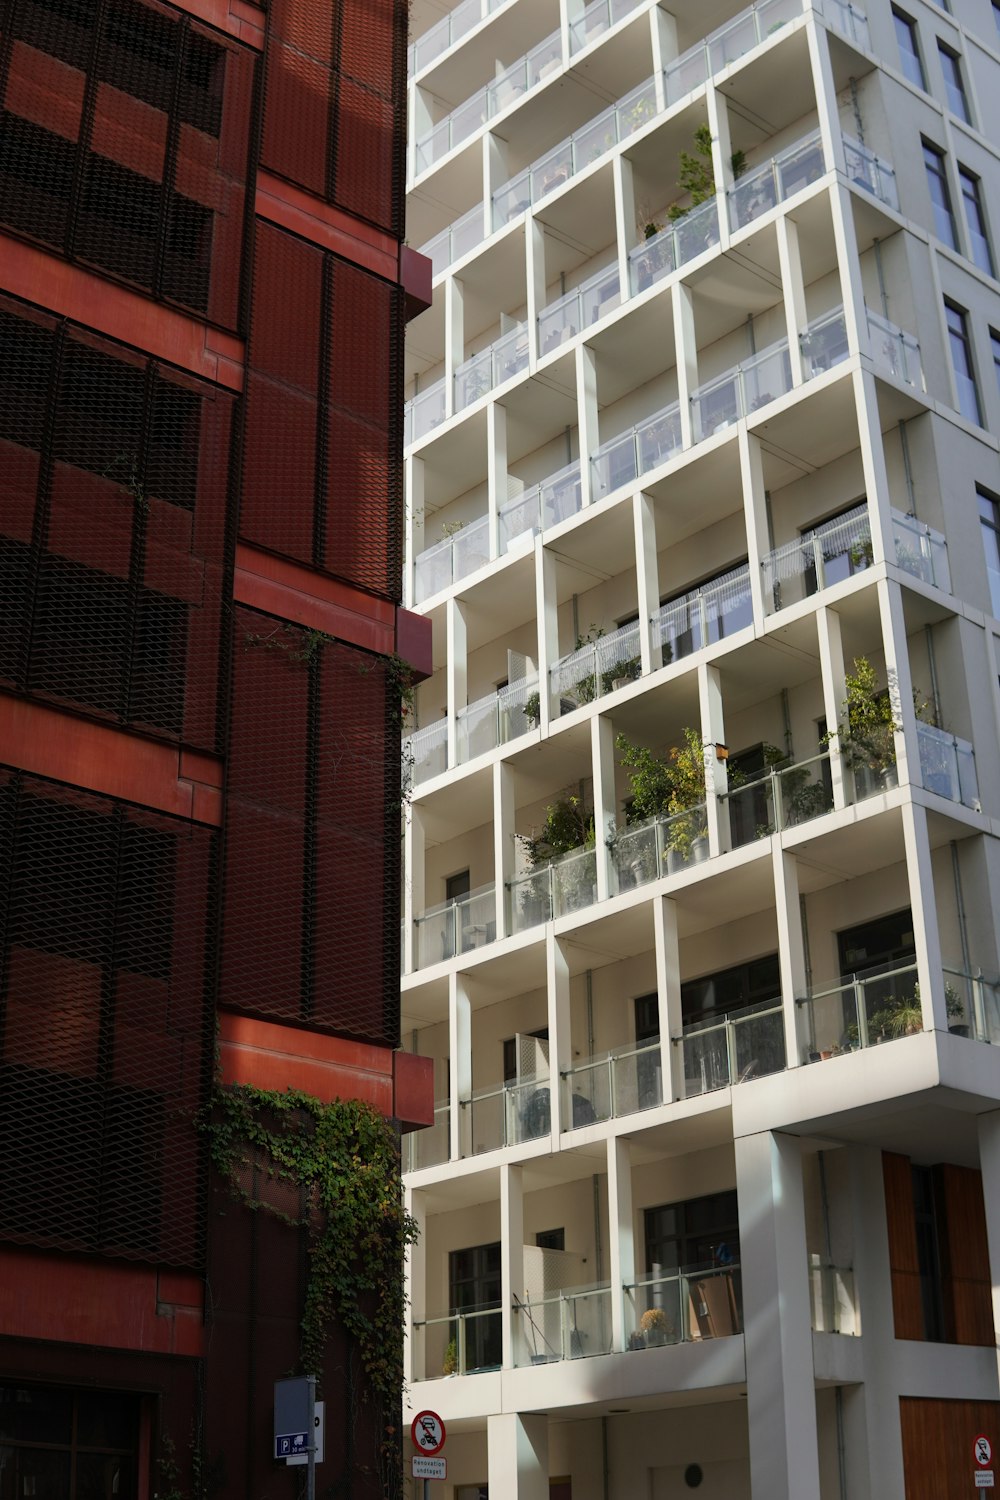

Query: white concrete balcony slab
538,262,621,356
549,618,643,715
726,130,825,233
413,883,497,967
560,1040,663,1128
498,461,582,551
678,1001,786,1095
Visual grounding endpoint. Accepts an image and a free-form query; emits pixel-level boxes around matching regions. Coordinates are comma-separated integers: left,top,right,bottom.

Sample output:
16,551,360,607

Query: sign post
411,1410,447,1500
274,1376,318,1500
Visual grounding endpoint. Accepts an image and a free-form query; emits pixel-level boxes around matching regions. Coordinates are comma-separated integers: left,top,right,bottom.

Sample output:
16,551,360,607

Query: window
645,1190,740,1276
994,0,1000,34
992,329,1000,394
448,1242,502,1372
945,300,982,423
0,1381,141,1498
937,43,971,122
958,168,994,275
893,9,926,87
536,1227,565,1251
923,142,957,248
978,488,1000,617
912,1165,945,1341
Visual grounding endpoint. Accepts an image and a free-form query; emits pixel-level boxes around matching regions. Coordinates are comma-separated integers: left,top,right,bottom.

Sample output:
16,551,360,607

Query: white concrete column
576,343,600,509
634,490,662,674
707,86,735,203
405,455,425,609
405,1184,425,1383
829,182,870,359
526,218,548,368
651,6,679,109
487,401,508,561
488,1413,549,1500
672,280,698,448
559,0,581,67
446,596,468,770
613,155,638,295
848,1144,906,1496
901,800,947,1032
976,1112,1000,1390
547,933,573,1138
738,428,770,633
536,540,560,729
444,276,465,418
500,1164,525,1369
772,846,807,1069
854,369,896,567
806,19,846,177
653,894,683,1101
776,215,808,386
875,576,916,785
494,759,515,941
816,605,848,810
698,663,727,856
484,133,510,237
736,1130,822,1500
449,972,472,1160
403,802,425,974
592,713,617,902
607,1136,635,1352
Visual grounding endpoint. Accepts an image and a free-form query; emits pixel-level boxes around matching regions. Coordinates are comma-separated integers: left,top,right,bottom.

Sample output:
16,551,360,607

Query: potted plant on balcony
828,655,932,794
518,791,597,913
615,728,709,874
638,1305,672,1346
667,126,746,241
443,1336,459,1375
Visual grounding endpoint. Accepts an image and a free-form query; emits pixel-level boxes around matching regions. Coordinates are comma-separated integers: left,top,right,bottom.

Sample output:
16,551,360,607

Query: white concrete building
399,0,1000,1491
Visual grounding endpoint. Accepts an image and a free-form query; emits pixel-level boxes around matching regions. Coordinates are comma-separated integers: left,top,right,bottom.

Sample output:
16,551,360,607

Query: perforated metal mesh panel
220,608,401,1047
0,767,216,1268
241,220,404,600
0,291,233,749
260,0,406,235
0,0,255,330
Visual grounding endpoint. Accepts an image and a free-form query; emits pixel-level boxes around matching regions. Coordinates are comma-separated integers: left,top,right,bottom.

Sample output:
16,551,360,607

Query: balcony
591,401,683,497
404,377,447,447
404,719,448,788
404,1101,450,1171
413,884,497,968
421,203,485,278
466,1076,552,1152
613,804,710,890
455,322,529,409
456,676,539,763
762,502,872,614
892,511,950,591
560,1040,662,1129
414,514,491,602
513,1282,613,1364
549,619,643,714
798,959,920,1057
663,0,801,106
678,999,786,1095
654,563,753,663
943,967,1000,1044
842,135,899,211
691,337,792,440
810,1259,859,1334
508,845,599,933
724,751,835,845
625,1265,742,1347
569,0,648,53
916,722,979,808
498,461,582,551
727,130,826,233
408,0,506,76
819,0,871,45
538,263,621,357
627,199,721,297
866,308,923,388
799,306,850,378
413,1306,501,1379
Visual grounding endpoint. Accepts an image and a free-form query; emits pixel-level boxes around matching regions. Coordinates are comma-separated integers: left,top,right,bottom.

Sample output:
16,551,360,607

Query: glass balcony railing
654,563,753,663
613,805,710,892
628,199,721,295
762,502,872,613
513,1283,613,1364
403,719,448,788
456,677,540,763
403,1101,450,1172
810,1259,859,1334
679,999,786,1095
413,884,497,968
421,203,485,278
408,0,507,76
625,1265,743,1347
867,308,923,388
917,722,979,808
723,752,835,845
663,0,800,107
561,1040,663,1128
892,512,950,592
798,960,920,1057
569,0,647,53
842,135,899,211
942,967,1000,1044
727,130,826,232
819,0,871,47
538,263,621,355
692,337,793,439
455,323,529,409
466,1078,552,1152
498,462,582,551
414,514,491,602
413,1307,502,1379
404,378,447,448
550,619,643,714
591,401,683,498
799,306,850,378
507,845,599,933
416,94,489,175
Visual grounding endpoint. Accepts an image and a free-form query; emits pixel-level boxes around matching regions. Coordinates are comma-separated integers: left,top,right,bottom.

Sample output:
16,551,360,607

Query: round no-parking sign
411,1411,446,1457
975,1436,993,1468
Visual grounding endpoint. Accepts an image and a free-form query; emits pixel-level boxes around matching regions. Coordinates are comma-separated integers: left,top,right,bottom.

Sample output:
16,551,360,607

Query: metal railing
403,719,448,788
550,619,643,713
654,563,753,661
842,136,898,211
613,804,710,890
591,400,683,497
799,306,850,378
414,513,491,602
892,511,950,592
762,502,871,613
498,462,582,551
561,1041,662,1128
412,1306,502,1379
625,1265,743,1346
404,378,447,447
727,130,826,232
403,1101,450,1172
466,1077,552,1152
421,203,485,278
513,1283,613,1364
628,199,721,295
678,1000,786,1096
942,967,1000,1044
917,722,979,808
408,0,507,76
456,676,540,763
538,263,621,355
798,959,920,1057
569,0,648,52
507,845,599,933
810,1260,858,1334
413,884,497,968
867,308,923,388
691,337,793,439
455,322,529,409
723,751,835,845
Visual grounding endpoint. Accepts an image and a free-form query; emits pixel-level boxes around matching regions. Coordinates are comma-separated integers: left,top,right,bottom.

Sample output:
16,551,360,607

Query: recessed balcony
409,0,507,77
654,564,753,664
810,1260,859,1335
405,377,447,446
627,199,721,296
722,750,835,845
421,203,486,278
466,1076,551,1152
560,1039,663,1128
414,514,491,602
842,135,898,211
679,999,786,1094
550,619,643,715
499,460,583,551
798,958,921,1057
404,718,448,788
538,262,621,357
866,307,923,389
569,0,649,54
403,1101,450,1171
455,321,529,410
508,844,599,933
916,722,978,808
413,1306,501,1379
456,676,539,763
762,502,872,614
726,129,825,233
691,336,793,439
513,1281,613,1364
820,0,870,48
413,883,498,967
613,803,711,890
625,1264,743,1350
591,401,683,498
892,511,950,591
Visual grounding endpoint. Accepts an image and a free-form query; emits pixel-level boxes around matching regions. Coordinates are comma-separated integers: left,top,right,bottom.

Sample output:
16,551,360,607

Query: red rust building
0,0,432,1492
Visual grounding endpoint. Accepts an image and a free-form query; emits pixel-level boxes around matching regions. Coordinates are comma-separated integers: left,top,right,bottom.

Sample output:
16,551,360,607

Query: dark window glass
912,1165,945,1340
923,142,957,248
991,330,1000,395
645,1190,739,1274
979,487,1000,617
893,9,926,87
945,300,982,424
536,1228,565,1251
0,1381,139,1500
958,168,994,275
448,1242,502,1372
938,43,971,121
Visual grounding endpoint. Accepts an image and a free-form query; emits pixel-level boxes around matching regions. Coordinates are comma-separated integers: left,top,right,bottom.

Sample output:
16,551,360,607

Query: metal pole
424,1481,431,1500
306,1375,316,1500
